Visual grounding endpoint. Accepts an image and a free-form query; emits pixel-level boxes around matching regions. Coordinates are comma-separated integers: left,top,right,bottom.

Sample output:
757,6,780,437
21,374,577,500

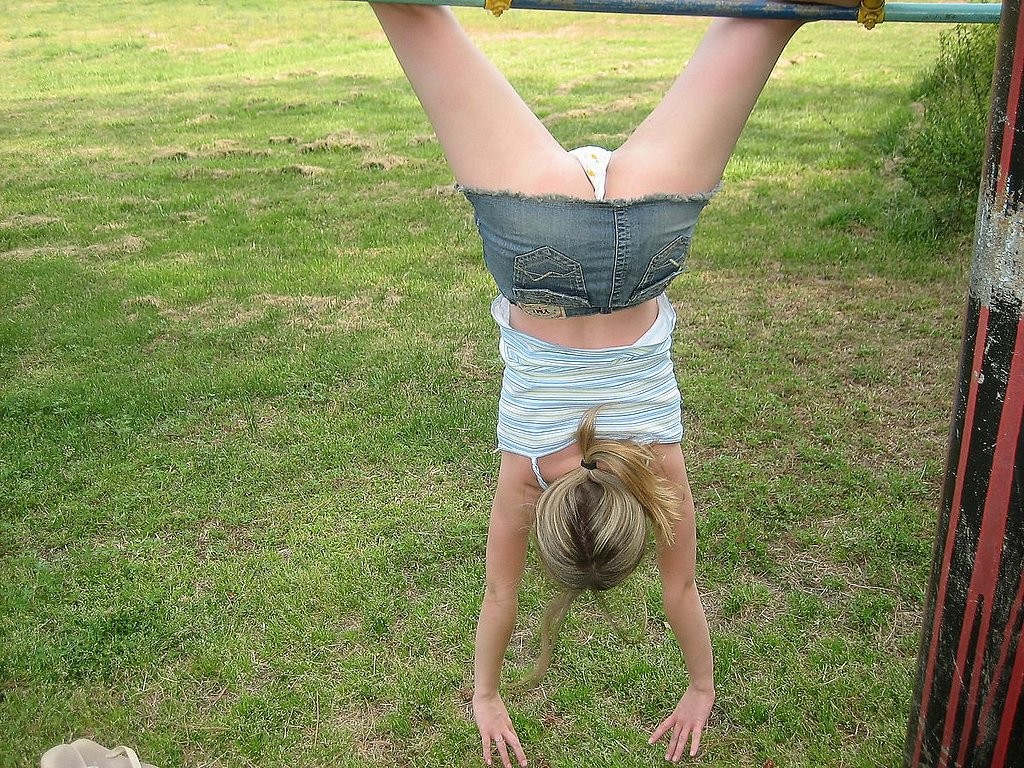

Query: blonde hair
519,407,680,688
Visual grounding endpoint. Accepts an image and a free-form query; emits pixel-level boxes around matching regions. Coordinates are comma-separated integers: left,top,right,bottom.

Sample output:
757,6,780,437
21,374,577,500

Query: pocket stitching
628,235,690,305
512,246,589,307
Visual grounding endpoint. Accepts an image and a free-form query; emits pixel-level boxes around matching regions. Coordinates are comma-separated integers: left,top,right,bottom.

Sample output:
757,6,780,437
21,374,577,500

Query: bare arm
473,453,537,768
648,446,716,762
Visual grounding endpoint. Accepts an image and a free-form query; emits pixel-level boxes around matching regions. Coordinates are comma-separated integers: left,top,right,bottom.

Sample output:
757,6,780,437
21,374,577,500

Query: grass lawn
1,2,974,766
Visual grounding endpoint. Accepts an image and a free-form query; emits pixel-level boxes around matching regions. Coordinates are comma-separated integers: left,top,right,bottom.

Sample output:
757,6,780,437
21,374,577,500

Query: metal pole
355,0,1002,24
885,3,1001,23
905,0,1024,765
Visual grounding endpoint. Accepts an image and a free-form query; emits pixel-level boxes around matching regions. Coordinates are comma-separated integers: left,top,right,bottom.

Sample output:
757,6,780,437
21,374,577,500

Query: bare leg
607,17,803,198
370,3,592,196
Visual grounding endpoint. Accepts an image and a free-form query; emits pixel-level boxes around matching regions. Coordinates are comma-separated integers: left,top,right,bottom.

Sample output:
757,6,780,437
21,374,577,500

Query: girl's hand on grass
648,684,716,762
473,692,527,768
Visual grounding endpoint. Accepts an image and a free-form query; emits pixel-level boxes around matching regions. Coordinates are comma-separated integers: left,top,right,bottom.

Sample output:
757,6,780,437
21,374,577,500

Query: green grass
1,3,972,767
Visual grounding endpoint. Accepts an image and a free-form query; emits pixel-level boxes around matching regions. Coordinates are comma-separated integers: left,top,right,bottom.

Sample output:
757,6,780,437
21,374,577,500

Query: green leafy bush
897,24,998,233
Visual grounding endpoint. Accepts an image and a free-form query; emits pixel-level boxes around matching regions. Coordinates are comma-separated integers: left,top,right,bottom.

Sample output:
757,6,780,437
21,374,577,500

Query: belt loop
611,205,630,308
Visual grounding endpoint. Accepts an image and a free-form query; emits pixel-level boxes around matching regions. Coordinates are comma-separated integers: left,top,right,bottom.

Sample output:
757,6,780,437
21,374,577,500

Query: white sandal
40,739,157,768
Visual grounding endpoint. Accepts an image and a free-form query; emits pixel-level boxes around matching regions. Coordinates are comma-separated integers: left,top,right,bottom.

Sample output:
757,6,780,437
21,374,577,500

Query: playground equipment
905,2,1024,765
360,0,1002,26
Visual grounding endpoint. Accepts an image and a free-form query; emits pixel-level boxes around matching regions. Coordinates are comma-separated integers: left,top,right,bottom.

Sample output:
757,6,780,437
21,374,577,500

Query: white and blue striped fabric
491,293,684,462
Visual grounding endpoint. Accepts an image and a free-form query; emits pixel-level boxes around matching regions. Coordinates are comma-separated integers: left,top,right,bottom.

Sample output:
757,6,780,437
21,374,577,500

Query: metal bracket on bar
858,0,885,27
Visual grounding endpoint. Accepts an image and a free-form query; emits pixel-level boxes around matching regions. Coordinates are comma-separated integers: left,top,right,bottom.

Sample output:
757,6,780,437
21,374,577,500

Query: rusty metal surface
906,1,1024,765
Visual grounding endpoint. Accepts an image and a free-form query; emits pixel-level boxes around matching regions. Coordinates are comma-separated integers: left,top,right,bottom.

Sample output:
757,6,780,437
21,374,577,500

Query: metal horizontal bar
884,1,1001,22
508,0,858,19
355,0,1002,23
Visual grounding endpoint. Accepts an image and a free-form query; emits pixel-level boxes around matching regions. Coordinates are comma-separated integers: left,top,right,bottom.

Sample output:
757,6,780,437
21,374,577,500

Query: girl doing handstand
370,3,857,765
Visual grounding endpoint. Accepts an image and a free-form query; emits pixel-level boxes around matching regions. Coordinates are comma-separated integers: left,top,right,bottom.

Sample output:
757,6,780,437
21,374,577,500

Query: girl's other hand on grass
473,692,527,768
648,684,716,762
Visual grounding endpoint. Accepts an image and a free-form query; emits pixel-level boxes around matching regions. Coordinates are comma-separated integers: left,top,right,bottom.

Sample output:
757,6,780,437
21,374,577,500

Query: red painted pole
905,1,1024,766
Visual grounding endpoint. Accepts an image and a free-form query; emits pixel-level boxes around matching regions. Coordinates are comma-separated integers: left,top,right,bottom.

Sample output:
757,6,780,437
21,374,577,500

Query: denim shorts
461,187,717,318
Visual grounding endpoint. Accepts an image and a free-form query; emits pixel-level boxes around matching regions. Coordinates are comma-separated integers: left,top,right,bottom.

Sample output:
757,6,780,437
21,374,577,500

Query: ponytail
514,589,582,691
575,407,680,546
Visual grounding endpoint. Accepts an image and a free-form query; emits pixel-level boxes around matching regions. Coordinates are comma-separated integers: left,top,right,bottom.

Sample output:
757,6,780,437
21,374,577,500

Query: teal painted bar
354,0,1002,23
885,2,1001,22
507,0,857,19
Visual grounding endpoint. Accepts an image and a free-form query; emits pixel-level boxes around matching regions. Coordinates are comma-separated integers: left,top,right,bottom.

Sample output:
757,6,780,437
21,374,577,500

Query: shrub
896,24,998,233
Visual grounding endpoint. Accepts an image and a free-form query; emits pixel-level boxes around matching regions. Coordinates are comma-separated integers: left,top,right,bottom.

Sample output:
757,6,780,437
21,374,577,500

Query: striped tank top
492,293,683,481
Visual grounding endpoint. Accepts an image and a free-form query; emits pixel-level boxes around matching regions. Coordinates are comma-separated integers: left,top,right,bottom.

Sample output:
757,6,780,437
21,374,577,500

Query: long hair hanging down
518,406,680,689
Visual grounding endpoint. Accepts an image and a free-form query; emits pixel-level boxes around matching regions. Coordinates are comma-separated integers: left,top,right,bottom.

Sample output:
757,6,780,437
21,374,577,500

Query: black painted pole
905,2,1024,766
